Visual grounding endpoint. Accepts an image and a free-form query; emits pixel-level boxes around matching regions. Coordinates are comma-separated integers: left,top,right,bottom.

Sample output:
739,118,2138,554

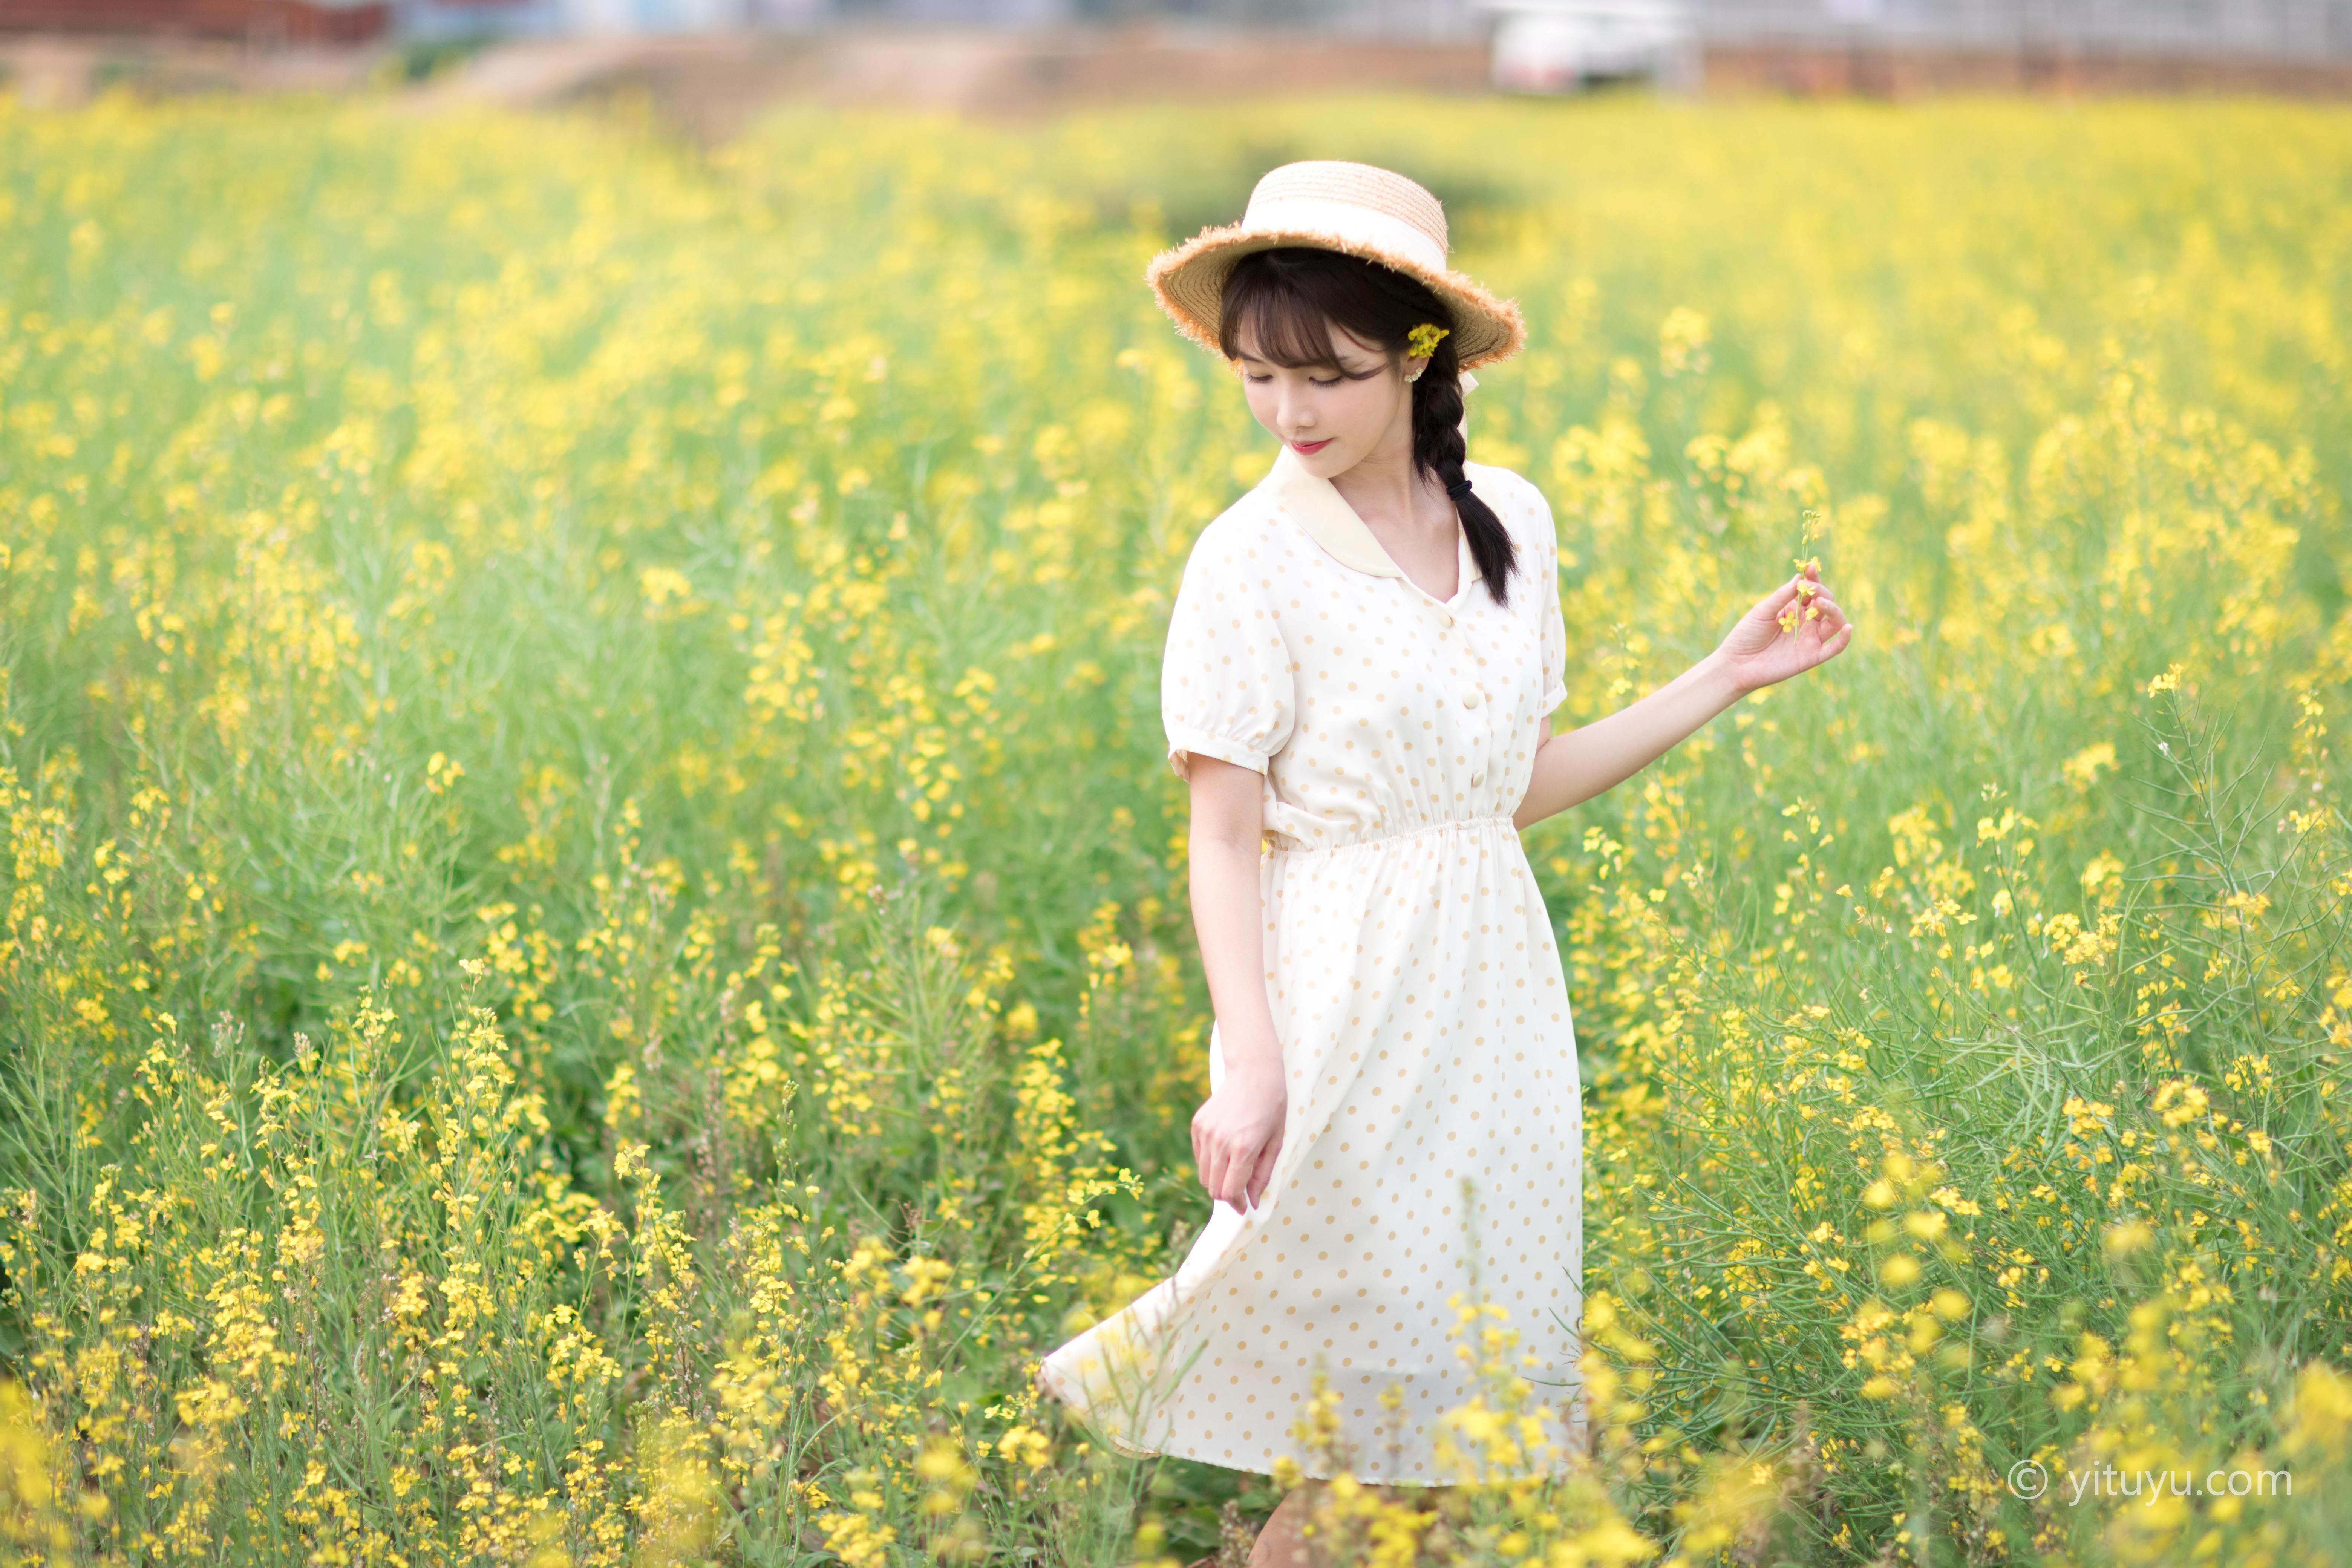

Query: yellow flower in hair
1407,322,1450,358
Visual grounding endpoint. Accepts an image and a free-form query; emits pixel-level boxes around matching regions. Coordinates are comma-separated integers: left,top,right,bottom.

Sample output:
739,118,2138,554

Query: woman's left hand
1715,561,1854,693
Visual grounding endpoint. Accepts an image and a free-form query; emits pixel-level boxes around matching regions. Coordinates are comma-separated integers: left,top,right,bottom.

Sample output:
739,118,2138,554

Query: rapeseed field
2,89,2351,1565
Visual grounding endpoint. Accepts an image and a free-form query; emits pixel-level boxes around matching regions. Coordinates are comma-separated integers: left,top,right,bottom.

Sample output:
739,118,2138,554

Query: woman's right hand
1712,560,1853,692
1191,1046,1287,1212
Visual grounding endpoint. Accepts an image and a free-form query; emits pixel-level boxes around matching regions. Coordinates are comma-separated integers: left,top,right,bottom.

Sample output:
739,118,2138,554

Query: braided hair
1217,247,1516,605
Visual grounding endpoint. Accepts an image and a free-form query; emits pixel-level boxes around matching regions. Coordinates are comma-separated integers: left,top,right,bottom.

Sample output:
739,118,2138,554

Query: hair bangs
1219,267,1353,369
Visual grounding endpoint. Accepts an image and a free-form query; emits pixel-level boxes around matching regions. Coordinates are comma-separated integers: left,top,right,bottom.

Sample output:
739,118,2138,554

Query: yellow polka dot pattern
1040,459,1582,1485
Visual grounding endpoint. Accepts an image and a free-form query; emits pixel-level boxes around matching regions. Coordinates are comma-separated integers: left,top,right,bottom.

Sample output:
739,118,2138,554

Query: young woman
1037,161,1852,1566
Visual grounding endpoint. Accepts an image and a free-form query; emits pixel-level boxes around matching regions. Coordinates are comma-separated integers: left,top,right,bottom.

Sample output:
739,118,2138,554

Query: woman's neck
1329,419,1459,601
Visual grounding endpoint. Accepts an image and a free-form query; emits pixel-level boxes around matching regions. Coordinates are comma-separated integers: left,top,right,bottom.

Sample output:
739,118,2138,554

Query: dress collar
1258,446,1480,593
1261,444,1401,578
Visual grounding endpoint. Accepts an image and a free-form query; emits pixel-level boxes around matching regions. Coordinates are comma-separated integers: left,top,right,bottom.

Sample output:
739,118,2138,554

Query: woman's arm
1185,755,1288,1213
1515,565,1853,830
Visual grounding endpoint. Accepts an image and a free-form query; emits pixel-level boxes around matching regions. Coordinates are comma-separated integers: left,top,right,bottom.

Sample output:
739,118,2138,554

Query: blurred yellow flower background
2,90,2351,1564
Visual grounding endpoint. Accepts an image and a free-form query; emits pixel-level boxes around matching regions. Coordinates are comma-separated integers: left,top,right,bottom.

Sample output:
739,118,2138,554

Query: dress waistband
1268,814,1517,857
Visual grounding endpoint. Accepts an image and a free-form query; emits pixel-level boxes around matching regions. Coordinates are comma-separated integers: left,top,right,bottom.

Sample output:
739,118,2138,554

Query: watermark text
2006,1459,2289,1505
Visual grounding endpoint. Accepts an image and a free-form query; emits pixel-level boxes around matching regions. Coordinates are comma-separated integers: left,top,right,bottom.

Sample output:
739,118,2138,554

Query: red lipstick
1290,438,1334,455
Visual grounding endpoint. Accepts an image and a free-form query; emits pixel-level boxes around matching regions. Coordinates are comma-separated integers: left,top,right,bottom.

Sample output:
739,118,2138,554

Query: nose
1279,386,1315,434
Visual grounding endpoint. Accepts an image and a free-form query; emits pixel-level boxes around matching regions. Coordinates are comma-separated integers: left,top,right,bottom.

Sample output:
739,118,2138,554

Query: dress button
1439,613,1455,629
1462,692,1481,709
1471,771,1485,787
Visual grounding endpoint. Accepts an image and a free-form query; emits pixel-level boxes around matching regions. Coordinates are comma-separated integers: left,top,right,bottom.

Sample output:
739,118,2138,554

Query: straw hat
1145,160,1525,369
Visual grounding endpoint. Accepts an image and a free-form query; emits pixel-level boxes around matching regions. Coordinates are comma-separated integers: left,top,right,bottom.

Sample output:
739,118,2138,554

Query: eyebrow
1235,351,1361,371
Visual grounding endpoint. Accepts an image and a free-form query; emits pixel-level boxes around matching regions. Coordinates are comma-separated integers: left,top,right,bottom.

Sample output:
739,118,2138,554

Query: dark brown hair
1217,247,1514,604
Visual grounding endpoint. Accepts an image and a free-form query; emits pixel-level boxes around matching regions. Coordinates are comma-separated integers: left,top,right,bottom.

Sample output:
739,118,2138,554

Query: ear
1403,354,1432,384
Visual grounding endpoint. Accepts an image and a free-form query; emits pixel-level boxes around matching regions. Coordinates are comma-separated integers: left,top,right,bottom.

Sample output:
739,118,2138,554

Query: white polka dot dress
1039,447,1584,1485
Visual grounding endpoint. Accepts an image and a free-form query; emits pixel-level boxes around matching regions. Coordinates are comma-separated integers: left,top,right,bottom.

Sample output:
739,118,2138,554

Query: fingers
1195,1119,1247,1211
1216,1143,1253,1211
1803,589,1847,637
1800,590,1854,663
1204,1142,1242,1213
1784,567,1852,643
1754,575,1805,620
1193,1114,1280,1213
1191,1108,1216,1190
1246,1133,1283,1209
1811,584,1851,631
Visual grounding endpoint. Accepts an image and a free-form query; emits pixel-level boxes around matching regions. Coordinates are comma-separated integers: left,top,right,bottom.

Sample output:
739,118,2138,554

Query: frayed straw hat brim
1145,223,1526,370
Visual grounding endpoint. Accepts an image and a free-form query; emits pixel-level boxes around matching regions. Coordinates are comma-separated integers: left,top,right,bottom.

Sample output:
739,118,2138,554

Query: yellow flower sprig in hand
1721,556,1853,691
1779,509,1828,633
1406,322,1449,358
1779,556,1825,634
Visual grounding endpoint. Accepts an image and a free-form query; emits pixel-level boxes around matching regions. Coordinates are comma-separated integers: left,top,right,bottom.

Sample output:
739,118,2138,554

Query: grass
1,88,2351,1565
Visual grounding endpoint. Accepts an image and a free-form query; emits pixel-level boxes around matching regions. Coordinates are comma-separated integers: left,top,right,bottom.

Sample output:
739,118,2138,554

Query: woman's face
1234,322,1419,482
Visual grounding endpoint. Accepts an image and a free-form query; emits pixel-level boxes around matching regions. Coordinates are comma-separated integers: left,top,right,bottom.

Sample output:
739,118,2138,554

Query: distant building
0,0,821,37
0,0,389,41
1485,0,2352,92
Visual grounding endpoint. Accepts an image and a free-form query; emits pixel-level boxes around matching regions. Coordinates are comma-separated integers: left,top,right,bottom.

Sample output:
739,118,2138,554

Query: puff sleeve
1160,526,1296,781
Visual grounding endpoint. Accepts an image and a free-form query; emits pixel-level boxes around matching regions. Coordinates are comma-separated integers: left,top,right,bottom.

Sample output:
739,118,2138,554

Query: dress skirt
1037,815,1584,1483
